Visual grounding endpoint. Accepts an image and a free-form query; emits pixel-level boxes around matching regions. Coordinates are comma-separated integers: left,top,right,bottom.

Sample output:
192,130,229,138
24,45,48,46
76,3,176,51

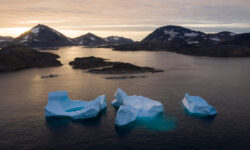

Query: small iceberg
45,91,107,119
182,93,217,116
112,88,164,126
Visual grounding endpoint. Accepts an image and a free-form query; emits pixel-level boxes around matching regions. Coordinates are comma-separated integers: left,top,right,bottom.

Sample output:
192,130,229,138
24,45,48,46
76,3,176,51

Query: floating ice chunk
182,93,217,116
112,88,164,126
115,105,138,126
45,91,107,119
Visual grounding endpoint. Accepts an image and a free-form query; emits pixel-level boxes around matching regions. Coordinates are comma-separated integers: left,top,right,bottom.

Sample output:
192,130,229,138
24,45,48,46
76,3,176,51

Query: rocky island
69,56,163,74
0,45,62,72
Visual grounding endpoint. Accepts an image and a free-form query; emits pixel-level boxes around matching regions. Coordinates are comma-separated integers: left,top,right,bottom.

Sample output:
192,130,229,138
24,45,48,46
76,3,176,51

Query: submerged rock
0,45,62,73
182,93,217,117
69,56,163,74
45,91,107,119
106,75,147,80
112,88,164,126
41,74,58,79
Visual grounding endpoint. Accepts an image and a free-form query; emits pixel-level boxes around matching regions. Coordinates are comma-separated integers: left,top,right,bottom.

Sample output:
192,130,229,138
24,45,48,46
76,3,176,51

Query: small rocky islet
69,56,164,74
0,45,62,72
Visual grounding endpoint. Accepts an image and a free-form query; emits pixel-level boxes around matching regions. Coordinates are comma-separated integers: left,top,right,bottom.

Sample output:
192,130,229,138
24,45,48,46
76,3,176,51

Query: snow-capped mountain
14,24,76,48
113,25,250,57
141,25,206,44
141,25,238,45
104,36,134,45
73,33,106,47
73,33,134,47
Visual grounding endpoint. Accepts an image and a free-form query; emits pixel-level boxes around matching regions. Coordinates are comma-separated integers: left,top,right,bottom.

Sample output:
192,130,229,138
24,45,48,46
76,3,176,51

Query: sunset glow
0,0,249,40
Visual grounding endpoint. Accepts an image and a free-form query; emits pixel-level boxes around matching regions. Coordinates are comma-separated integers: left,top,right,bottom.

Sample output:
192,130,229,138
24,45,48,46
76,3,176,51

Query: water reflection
46,109,106,130
183,107,216,123
115,113,176,137
72,109,107,127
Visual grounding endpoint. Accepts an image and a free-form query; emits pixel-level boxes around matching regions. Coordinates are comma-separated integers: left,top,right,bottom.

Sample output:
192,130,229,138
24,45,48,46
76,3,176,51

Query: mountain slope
14,24,76,48
141,25,206,44
73,33,106,47
113,25,250,57
104,36,134,45
73,33,134,47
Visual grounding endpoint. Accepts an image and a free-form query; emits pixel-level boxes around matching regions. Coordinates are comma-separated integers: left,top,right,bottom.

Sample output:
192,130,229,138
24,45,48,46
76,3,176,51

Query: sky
0,0,250,41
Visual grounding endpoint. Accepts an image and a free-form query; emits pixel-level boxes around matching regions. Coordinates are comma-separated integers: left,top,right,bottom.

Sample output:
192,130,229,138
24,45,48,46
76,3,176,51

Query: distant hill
0,36,14,42
0,36,14,48
73,33,134,47
73,33,106,47
104,36,134,45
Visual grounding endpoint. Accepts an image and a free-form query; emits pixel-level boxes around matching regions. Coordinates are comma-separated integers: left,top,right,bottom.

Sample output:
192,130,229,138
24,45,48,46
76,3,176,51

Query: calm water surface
0,46,250,150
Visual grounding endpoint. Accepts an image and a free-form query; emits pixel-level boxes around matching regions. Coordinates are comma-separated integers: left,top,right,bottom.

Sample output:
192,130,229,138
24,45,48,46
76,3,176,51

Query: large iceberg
182,93,217,116
45,91,107,119
112,88,164,126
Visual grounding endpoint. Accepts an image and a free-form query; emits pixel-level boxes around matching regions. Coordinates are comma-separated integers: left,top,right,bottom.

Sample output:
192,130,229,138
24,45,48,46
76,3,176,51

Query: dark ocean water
0,46,250,150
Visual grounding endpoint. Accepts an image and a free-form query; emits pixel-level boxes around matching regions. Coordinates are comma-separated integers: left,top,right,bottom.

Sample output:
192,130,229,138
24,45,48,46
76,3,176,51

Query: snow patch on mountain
210,37,221,42
185,32,199,37
112,36,120,41
164,29,179,41
230,33,236,36
187,41,199,44
31,27,40,34
24,35,29,40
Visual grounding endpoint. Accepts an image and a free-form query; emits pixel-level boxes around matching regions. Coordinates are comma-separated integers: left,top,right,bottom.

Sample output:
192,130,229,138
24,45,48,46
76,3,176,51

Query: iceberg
112,88,164,126
182,93,217,116
45,91,107,119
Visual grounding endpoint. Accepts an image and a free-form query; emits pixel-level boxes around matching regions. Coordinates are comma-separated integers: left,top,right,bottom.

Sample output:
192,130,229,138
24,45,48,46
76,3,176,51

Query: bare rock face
0,45,62,72
69,56,163,74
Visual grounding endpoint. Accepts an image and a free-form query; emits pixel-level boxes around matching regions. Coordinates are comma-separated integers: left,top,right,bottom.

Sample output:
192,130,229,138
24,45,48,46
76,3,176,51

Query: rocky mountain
141,25,206,45
73,33,134,47
0,45,62,72
104,36,134,45
73,33,106,47
113,25,250,57
14,24,76,48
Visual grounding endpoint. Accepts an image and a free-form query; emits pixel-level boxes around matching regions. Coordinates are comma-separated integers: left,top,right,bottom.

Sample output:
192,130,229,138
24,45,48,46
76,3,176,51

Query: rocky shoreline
0,45,62,73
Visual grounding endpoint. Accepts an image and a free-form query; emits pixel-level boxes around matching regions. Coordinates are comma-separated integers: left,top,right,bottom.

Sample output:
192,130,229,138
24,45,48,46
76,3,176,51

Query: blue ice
45,91,107,119
112,88,164,126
